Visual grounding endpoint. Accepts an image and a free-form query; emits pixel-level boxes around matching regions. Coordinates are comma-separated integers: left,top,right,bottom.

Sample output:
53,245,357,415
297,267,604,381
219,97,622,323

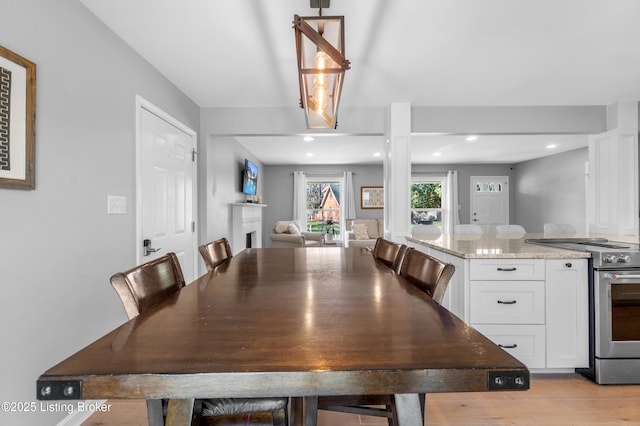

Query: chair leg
290,397,304,426
387,394,399,426
304,396,318,426
146,399,164,426
272,406,288,426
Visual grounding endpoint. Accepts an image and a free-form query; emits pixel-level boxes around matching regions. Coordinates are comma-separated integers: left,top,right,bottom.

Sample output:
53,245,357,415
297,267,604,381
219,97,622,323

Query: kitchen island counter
406,233,594,259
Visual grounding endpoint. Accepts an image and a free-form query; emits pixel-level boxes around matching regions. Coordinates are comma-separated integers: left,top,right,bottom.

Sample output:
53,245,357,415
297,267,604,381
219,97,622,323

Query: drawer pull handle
497,267,517,272
497,300,517,304
498,344,518,349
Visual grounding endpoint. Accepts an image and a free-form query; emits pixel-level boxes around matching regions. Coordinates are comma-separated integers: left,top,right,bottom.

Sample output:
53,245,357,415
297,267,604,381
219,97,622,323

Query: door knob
143,239,161,256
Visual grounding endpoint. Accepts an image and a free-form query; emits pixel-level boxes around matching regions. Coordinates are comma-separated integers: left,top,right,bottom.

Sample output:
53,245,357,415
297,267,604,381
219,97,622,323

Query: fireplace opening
246,232,255,249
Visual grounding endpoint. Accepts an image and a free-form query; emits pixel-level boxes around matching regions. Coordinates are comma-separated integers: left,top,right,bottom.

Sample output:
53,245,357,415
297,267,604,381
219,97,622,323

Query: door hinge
192,149,199,162
192,221,196,233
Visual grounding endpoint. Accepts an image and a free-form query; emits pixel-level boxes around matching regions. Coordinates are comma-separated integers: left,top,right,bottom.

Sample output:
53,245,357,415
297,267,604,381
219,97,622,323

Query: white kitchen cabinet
469,259,547,368
588,129,639,236
469,258,588,371
470,281,545,324
473,324,546,369
545,259,589,368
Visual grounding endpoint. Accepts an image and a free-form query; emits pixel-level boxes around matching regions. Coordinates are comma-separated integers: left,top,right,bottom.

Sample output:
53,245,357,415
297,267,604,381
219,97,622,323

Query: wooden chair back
399,248,455,303
199,237,233,272
372,237,408,274
110,252,185,319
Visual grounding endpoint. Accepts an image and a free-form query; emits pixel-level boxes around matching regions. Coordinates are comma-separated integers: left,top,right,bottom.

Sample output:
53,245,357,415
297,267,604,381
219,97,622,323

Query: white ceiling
79,0,640,164
234,133,589,165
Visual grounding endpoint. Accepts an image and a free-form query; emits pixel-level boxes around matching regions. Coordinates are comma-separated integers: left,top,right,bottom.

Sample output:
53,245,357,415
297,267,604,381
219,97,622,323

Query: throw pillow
352,223,369,240
360,219,379,239
287,222,301,235
274,221,290,234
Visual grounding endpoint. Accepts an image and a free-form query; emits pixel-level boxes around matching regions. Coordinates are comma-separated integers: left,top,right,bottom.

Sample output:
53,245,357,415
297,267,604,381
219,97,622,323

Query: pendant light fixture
294,0,350,129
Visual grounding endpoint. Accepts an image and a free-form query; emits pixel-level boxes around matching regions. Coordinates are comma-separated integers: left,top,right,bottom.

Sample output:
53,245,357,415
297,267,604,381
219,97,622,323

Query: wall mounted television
242,158,258,196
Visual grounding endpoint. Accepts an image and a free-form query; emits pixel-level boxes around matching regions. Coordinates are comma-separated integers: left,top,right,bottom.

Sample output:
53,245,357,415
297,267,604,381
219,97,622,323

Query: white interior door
470,176,509,233
136,97,197,282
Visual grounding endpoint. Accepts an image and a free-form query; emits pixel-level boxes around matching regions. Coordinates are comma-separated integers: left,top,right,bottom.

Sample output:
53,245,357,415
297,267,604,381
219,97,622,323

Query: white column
385,103,412,242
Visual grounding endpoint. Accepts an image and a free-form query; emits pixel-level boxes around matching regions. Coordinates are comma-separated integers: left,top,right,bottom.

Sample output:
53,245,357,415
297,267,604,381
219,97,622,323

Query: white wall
513,147,588,233
0,1,199,424
199,135,263,257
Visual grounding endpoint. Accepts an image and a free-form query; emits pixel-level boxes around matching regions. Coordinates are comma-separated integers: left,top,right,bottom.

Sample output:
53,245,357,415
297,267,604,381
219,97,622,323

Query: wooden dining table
37,247,529,425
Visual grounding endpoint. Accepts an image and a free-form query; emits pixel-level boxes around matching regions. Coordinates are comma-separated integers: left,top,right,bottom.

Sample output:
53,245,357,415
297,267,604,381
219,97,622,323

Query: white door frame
135,95,198,273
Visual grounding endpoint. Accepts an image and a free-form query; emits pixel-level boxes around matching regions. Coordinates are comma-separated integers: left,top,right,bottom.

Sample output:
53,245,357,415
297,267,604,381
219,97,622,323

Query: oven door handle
603,273,640,280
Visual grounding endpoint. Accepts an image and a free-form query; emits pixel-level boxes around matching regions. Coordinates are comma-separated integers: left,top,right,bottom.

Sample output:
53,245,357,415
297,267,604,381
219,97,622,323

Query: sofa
270,220,324,248
347,218,384,249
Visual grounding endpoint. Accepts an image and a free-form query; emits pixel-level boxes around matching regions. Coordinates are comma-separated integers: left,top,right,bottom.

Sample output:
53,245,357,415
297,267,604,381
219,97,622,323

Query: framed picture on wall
361,186,384,209
0,45,36,190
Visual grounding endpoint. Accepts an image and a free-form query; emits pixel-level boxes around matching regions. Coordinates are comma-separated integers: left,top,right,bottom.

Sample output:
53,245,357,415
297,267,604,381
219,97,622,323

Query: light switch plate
107,195,127,214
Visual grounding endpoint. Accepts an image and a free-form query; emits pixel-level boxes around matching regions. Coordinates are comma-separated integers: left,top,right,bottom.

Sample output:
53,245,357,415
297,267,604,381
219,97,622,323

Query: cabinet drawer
470,259,544,281
473,324,546,369
470,281,545,324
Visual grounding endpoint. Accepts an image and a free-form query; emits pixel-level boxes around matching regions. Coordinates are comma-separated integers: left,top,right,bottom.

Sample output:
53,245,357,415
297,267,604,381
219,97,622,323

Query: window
305,178,342,237
411,177,445,229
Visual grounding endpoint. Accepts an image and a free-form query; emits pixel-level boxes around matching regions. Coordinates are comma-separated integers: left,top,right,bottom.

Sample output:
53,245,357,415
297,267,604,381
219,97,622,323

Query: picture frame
0,45,36,190
361,186,384,209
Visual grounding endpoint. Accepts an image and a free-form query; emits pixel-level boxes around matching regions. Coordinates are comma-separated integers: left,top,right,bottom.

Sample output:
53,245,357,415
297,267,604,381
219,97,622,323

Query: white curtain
444,170,460,234
293,171,307,228
343,171,356,221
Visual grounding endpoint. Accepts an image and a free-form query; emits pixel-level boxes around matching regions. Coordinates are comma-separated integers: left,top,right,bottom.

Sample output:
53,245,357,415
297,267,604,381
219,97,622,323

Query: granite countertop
405,233,598,259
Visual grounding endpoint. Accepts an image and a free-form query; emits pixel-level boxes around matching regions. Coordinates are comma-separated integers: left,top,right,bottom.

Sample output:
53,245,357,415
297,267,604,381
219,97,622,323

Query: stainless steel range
525,238,640,384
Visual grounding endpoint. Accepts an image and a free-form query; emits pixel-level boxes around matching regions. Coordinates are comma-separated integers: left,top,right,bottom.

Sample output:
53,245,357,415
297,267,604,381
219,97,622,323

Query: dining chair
495,224,527,235
372,237,408,274
399,248,456,303
317,248,455,426
110,253,288,426
454,224,484,234
199,237,233,272
544,223,576,235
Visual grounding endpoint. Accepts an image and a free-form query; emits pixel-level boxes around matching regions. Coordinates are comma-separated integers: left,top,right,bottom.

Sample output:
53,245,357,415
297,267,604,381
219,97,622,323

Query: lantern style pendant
294,13,350,129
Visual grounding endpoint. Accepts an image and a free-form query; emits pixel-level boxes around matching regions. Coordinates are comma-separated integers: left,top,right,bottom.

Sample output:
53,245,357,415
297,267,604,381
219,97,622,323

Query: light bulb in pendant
312,51,330,114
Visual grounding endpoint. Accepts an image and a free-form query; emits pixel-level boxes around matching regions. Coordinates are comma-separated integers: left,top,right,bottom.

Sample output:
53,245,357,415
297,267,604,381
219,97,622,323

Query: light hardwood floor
83,374,640,425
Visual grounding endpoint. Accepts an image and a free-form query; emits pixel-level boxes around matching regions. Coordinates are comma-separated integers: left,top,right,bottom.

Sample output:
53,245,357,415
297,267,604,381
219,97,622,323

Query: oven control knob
602,254,617,263
617,255,631,263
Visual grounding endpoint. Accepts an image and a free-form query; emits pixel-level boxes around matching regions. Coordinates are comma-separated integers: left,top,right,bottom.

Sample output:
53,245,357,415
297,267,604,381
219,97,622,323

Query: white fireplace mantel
231,203,267,254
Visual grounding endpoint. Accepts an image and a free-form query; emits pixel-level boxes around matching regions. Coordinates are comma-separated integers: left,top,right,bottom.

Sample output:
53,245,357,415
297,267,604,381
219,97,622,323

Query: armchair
270,220,324,248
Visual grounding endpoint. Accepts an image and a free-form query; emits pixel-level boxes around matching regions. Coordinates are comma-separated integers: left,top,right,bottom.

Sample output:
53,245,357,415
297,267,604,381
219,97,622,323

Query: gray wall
513,147,588,233
411,164,517,224
0,1,199,424
262,164,384,246
199,135,264,254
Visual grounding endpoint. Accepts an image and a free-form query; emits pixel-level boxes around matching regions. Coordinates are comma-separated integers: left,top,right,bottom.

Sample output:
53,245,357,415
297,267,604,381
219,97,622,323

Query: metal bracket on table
487,371,530,390
37,380,82,400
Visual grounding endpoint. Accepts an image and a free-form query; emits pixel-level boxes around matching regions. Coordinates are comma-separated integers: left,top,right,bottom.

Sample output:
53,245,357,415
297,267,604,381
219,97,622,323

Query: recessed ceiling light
546,144,558,149
306,152,314,157
303,136,314,142
432,152,442,157
373,152,381,157
465,135,478,142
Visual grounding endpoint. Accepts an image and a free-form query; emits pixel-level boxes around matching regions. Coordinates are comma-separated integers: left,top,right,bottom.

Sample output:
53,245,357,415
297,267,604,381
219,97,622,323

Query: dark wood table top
38,247,527,402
